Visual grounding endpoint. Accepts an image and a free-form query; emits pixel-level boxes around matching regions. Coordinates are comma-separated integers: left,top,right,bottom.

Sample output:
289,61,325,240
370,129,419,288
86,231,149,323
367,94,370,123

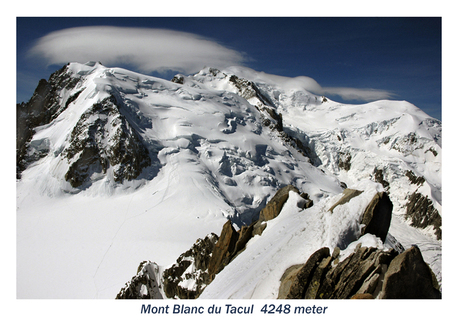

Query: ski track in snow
92,191,136,297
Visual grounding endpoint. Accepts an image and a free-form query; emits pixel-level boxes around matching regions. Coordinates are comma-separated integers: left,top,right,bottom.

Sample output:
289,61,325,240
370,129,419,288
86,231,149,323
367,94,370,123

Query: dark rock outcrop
225,70,315,160
162,233,219,299
163,217,261,298
253,185,311,237
259,185,300,222
118,185,439,300
171,75,185,84
63,96,151,188
328,188,363,213
361,192,393,243
17,64,81,177
323,245,396,299
406,192,442,240
373,168,389,189
228,73,274,108
405,170,425,186
208,221,239,280
117,233,219,300
350,293,374,299
338,151,352,171
206,186,309,282
116,261,163,299
380,245,441,299
231,223,256,258
278,243,439,299
17,63,153,188
328,189,393,243
278,247,331,299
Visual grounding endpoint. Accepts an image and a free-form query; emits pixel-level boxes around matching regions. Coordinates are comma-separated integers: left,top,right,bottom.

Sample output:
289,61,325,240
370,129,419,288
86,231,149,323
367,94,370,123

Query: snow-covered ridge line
17,62,441,298
198,66,442,238
118,181,441,299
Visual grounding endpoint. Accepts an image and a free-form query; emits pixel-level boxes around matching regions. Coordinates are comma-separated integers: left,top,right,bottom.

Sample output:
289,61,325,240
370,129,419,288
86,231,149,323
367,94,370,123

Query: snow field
16,62,442,298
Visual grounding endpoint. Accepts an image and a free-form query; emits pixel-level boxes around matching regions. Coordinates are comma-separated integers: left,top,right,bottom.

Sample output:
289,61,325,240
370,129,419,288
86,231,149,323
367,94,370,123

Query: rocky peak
278,243,440,299
17,64,82,177
116,261,163,299
63,95,151,188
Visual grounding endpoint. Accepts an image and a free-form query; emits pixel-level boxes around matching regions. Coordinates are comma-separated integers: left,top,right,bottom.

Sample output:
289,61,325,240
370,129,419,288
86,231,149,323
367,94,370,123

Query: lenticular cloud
29,25,393,102
323,87,396,102
29,26,246,74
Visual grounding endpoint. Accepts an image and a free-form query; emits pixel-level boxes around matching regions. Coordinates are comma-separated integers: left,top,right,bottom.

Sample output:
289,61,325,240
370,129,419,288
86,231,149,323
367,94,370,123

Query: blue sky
17,17,441,120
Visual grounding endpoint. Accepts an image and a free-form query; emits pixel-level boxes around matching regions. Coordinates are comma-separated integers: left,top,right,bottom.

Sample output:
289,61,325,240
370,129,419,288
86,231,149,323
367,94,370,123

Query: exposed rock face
278,243,440,299
208,221,240,280
350,293,374,299
278,247,331,299
323,245,396,299
405,170,425,186
259,185,300,221
171,74,185,84
118,234,219,299
192,188,311,286
17,63,153,188
253,185,311,237
162,211,273,298
116,261,163,299
17,64,81,177
373,168,389,189
63,95,151,188
231,223,256,257
277,264,304,299
406,192,442,240
225,70,315,159
361,192,393,243
228,73,274,108
163,233,219,299
380,245,441,299
338,151,352,171
328,189,392,243
118,184,438,300
328,188,363,213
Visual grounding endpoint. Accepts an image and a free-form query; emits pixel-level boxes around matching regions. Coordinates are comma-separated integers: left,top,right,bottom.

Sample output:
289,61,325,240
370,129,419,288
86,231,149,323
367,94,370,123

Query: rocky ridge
17,62,442,299
63,95,151,188
17,64,81,177
117,185,440,299
278,244,440,299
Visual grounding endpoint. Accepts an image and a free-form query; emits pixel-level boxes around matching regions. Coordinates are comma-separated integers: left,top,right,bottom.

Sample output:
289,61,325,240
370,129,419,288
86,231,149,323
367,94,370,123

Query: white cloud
28,25,394,102
29,26,246,74
323,87,396,102
262,74,395,102
226,67,394,102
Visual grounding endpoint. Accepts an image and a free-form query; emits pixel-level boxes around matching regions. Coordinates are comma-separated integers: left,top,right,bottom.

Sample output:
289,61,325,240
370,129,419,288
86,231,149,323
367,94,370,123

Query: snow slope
16,62,441,298
198,66,442,218
199,181,385,299
199,181,441,299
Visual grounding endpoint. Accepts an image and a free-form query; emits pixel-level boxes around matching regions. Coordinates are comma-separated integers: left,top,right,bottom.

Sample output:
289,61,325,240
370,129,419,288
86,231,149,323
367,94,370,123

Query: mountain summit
17,62,441,298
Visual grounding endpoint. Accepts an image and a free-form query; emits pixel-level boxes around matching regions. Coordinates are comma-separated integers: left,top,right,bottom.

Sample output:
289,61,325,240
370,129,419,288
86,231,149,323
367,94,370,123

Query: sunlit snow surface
17,62,441,298
199,181,441,299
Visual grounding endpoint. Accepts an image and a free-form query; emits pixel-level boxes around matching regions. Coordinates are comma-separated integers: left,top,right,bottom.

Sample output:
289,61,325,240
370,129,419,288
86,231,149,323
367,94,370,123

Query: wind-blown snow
17,62,441,298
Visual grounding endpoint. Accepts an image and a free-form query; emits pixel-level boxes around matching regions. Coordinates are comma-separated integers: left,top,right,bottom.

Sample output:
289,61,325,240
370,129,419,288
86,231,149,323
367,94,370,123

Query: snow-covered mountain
16,62,441,299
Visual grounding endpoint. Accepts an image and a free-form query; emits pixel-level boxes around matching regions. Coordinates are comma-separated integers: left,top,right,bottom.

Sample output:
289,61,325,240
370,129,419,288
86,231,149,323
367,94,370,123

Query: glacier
16,62,441,298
